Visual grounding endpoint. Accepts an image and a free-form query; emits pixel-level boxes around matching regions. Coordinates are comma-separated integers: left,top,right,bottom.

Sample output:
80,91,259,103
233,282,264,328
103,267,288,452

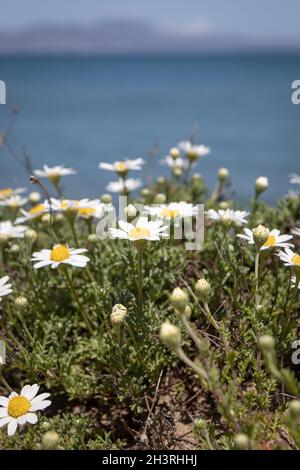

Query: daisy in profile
206,208,249,226
178,140,210,163
99,158,144,176
34,165,76,184
289,174,300,185
51,198,78,212
110,216,168,242
0,221,27,240
0,195,27,209
106,178,142,194
32,244,90,269
0,276,12,301
0,187,26,201
76,199,105,220
0,384,51,436
277,248,300,269
15,202,50,224
160,155,188,170
145,202,198,222
292,227,300,237
237,228,294,251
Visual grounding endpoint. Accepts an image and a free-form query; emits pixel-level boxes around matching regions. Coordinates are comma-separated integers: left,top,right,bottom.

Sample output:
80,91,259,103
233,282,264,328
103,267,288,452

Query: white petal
0,397,9,407
33,260,52,269
118,220,134,233
0,408,8,417
30,400,51,412
0,416,12,428
25,412,38,424
7,419,18,436
25,384,40,400
30,393,50,405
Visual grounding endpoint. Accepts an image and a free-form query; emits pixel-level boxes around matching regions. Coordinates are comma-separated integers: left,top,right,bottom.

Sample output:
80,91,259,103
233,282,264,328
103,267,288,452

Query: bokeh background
0,0,300,202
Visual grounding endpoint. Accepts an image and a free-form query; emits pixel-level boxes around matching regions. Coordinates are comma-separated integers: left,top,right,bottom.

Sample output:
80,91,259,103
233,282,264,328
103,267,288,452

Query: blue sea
0,54,300,203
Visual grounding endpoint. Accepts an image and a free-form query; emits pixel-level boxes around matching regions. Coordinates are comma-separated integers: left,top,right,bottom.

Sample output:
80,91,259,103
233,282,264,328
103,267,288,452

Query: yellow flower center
29,204,45,215
161,208,179,219
8,396,31,418
115,162,127,172
78,207,96,217
263,235,276,247
50,244,70,262
0,188,13,199
128,227,150,239
292,254,300,265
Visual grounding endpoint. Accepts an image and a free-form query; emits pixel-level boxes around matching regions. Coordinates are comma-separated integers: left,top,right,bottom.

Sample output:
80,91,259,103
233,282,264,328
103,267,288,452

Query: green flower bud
258,335,275,352
160,322,181,351
88,234,99,244
15,296,28,309
288,400,300,418
110,304,127,325
255,176,269,195
10,244,20,254
24,229,37,243
218,167,229,182
42,431,60,450
101,193,112,204
28,191,41,204
234,433,249,450
169,147,180,159
170,287,189,313
157,176,166,185
219,201,229,210
154,193,167,204
124,204,137,218
195,278,212,302
253,225,269,248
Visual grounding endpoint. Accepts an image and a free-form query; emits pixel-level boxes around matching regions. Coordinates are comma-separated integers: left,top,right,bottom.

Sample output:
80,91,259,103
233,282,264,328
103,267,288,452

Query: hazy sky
2,0,300,41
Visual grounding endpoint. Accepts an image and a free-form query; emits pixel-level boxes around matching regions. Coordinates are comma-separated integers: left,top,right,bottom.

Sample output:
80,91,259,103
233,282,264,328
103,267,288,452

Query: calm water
0,54,300,203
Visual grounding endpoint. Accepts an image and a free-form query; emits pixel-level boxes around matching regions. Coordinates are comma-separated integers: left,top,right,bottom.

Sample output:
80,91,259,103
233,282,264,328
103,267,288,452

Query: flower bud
218,167,229,182
160,322,181,350
24,229,37,243
234,433,249,450
124,204,137,218
157,176,166,185
258,335,275,352
173,167,183,178
169,147,180,160
219,201,229,210
184,305,192,319
110,304,127,325
141,188,151,198
15,296,28,309
195,278,212,302
154,193,167,204
255,176,269,195
253,225,269,248
28,191,41,204
54,213,64,224
288,400,300,418
42,431,60,450
192,173,202,182
101,193,112,204
10,244,20,254
170,287,189,313
41,213,51,225
88,234,98,244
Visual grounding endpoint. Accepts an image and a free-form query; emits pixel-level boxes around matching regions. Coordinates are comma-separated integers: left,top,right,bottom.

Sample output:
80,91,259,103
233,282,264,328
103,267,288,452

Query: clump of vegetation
0,114,300,449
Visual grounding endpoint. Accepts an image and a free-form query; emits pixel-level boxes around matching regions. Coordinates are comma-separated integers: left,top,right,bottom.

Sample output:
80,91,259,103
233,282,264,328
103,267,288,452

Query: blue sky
2,0,300,41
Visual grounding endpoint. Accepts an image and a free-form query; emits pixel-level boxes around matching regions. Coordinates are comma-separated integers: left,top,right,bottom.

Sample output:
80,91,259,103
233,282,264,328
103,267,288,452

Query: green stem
255,251,260,307
62,267,94,335
0,371,13,393
137,246,143,315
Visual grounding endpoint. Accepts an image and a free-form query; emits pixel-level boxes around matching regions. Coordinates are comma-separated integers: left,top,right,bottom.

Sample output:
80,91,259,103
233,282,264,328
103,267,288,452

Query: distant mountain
0,19,299,54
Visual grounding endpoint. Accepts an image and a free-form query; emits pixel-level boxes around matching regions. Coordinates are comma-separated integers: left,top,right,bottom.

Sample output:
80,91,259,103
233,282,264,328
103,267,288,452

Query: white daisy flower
237,228,293,251
0,384,51,436
51,198,104,219
289,173,300,185
160,155,188,170
106,178,142,194
277,248,300,268
0,187,26,201
99,158,144,175
34,165,76,183
32,244,90,269
0,195,28,208
292,227,300,237
0,221,27,239
178,141,211,162
206,209,249,226
15,202,50,224
144,202,198,221
0,276,12,301
110,216,168,241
